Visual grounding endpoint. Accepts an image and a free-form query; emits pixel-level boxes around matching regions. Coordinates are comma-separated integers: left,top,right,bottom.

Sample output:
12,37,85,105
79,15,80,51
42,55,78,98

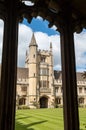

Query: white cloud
18,24,33,67
74,32,86,71
35,32,49,49
36,16,43,20
51,25,57,30
0,20,86,72
23,1,34,6
49,34,61,70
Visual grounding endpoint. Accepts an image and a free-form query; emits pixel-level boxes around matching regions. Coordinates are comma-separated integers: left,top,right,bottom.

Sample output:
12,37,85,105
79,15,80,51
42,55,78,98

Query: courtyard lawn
79,108,86,130
15,108,86,130
15,108,64,130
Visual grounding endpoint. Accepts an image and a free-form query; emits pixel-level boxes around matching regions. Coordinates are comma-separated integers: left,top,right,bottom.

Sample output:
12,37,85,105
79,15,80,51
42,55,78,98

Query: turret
25,33,38,68
49,42,54,100
50,42,52,52
29,33,38,63
28,33,38,108
29,33,38,48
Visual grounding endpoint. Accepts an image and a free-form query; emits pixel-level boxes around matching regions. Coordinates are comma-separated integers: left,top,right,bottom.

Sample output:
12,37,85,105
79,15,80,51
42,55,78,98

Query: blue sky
22,18,59,36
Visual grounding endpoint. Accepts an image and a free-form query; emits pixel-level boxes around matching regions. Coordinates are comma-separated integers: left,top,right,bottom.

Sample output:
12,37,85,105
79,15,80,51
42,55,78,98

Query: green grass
79,108,86,130
15,108,86,130
15,108,64,130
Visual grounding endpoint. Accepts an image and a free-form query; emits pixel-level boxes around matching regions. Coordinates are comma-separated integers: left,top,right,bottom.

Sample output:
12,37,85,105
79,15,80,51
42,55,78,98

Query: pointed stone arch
39,95,49,108
19,97,26,105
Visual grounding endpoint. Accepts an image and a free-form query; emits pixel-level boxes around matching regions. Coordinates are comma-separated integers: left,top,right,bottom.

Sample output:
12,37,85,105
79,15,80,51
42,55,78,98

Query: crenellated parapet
38,49,51,56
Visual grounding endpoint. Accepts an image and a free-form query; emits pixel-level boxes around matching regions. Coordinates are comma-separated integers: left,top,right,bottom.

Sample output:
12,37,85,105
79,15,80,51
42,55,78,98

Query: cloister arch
0,1,86,130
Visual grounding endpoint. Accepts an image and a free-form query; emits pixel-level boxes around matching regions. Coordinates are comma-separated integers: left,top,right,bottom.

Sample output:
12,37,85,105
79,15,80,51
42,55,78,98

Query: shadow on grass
15,120,47,130
16,116,32,120
80,123,86,130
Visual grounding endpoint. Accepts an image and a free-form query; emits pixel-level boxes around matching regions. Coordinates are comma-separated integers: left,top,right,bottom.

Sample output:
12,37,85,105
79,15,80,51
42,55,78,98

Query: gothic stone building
16,33,86,108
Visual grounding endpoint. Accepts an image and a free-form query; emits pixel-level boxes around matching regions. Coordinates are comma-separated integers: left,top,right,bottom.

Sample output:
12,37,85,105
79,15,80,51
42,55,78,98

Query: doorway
19,98,26,105
40,96,48,108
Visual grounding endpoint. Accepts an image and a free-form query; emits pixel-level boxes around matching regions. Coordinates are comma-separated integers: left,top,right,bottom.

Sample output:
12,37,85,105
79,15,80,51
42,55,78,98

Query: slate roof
54,70,86,81
17,67,28,79
0,65,85,81
0,65,28,80
76,72,86,81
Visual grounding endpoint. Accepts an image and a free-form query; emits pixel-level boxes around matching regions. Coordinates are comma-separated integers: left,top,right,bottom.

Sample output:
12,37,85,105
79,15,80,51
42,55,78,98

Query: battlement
38,49,51,56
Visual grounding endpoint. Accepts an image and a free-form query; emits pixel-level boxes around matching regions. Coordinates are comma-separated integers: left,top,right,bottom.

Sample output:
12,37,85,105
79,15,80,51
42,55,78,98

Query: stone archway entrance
19,98,26,105
40,97,48,108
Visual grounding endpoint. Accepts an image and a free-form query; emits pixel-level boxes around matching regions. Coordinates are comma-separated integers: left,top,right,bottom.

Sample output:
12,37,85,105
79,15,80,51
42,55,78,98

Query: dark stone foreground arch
0,0,86,130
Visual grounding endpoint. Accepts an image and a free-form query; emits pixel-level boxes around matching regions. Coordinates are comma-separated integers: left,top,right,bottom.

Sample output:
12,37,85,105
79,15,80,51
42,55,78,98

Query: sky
0,17,86,72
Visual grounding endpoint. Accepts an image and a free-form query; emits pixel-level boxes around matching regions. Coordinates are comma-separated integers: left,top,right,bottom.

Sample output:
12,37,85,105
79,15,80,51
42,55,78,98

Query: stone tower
25,33,55,108
37,42,54,108
25,33,38,108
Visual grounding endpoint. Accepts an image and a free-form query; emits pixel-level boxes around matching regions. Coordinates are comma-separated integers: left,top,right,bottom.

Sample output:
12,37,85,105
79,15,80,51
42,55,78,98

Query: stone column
60,5,79,130
0,0,18,130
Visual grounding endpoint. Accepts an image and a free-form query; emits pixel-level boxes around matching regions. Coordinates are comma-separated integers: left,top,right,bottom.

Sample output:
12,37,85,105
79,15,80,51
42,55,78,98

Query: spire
29,33,38,47
50,42,52,52
26,48,29,56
